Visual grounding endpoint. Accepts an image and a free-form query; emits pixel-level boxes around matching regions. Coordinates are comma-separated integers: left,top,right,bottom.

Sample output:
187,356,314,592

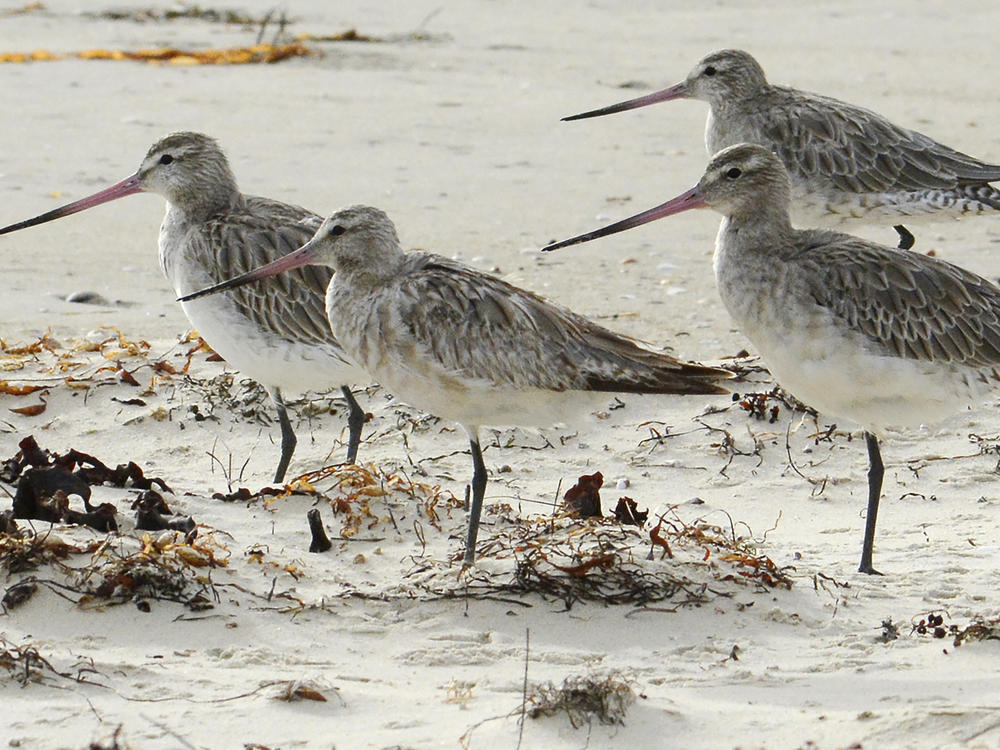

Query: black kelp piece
613,497,648,526
132,490,197,541
67,453,172,494
13,467,91,514
563,472,604,518
1,435,49,483
3,435,172,495
3,435,178,533
306,508,333,553
13,480,118,533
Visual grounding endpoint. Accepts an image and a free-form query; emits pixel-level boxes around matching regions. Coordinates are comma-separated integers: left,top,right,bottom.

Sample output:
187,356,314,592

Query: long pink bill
562,81,689,121
542,186,707,252
0,173,144,236
178,240,319,303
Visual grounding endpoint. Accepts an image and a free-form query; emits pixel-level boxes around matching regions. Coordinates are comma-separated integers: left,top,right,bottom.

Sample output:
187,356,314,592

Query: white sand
3,2,1000,748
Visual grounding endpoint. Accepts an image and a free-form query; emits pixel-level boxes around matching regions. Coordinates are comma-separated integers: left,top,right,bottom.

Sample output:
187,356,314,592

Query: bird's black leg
340,385,366,465
859,431,885,575
463,434,488,567
268,387,297,484
893,225,915,250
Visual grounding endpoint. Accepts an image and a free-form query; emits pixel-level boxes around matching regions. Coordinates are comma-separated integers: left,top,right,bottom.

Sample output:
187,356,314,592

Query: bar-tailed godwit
180,205,734,565
0,132,368,482
545,142,1000,574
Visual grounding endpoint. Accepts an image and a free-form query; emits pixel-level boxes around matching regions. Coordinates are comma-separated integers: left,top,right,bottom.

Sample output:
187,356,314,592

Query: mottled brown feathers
394,254,732,395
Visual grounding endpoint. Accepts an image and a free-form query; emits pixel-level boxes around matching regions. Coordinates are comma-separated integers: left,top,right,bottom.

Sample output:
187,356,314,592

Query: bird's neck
717,204,795,255
167,181,242,223
713,87,762,112
706,95,766,153
333,243,408,291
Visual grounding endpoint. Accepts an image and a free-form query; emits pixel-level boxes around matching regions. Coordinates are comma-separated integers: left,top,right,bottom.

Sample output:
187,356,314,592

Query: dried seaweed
731,385,817,422
952,617,1000,646
697,420,766,475
0,3,42,19
910,611,1000,647
487,517,789,609
0,328,208,404
86,5,265,24
2,579,37,610
178,371,272,426
297,29,378,42
280,463,463,538
911,611,949,639
82,2,442,45
345,504,796,611
505,548,687,609
877,618,900,643
75,532,228,610
0,43,312,65
734,390,781,423
716,350,769,381
0,525,93,576
0,381,45,396
4,530,228,612
297,29,449,44
271,679,332,703
264,461,794,609
9,398,46,416
72,726,128,750
0,635,103,687
527,672,636,727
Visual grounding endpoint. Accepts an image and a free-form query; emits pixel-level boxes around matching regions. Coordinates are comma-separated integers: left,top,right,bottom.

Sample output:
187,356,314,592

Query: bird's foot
858,562,884,576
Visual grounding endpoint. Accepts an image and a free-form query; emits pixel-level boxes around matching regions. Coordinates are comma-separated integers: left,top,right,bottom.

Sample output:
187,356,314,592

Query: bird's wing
795,232,1000,367
183,196,335,347
759,88,1000,193
393,255,730,395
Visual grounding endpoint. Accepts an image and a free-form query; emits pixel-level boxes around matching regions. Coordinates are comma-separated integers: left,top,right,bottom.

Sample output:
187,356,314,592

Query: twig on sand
142,715,198,750
517,628,530,749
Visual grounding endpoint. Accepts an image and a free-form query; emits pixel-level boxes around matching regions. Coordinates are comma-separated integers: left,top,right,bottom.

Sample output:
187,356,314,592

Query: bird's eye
704,65,717,76
726,167,742,179
329,225,346,237
159,154,174,165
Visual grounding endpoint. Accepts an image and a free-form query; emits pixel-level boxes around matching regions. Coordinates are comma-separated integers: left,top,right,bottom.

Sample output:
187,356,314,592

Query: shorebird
179,205,733,565
564,49,1000,249
544,143,1000,575
0,132,368,482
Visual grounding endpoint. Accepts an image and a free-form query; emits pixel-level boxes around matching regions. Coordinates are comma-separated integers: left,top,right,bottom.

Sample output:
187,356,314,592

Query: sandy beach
3,2,1000,748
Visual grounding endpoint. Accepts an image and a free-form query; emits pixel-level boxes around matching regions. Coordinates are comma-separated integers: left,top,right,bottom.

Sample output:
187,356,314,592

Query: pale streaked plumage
180,205,733,565
564,49,1000,247
545,143,1000,574
0,132,368,482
